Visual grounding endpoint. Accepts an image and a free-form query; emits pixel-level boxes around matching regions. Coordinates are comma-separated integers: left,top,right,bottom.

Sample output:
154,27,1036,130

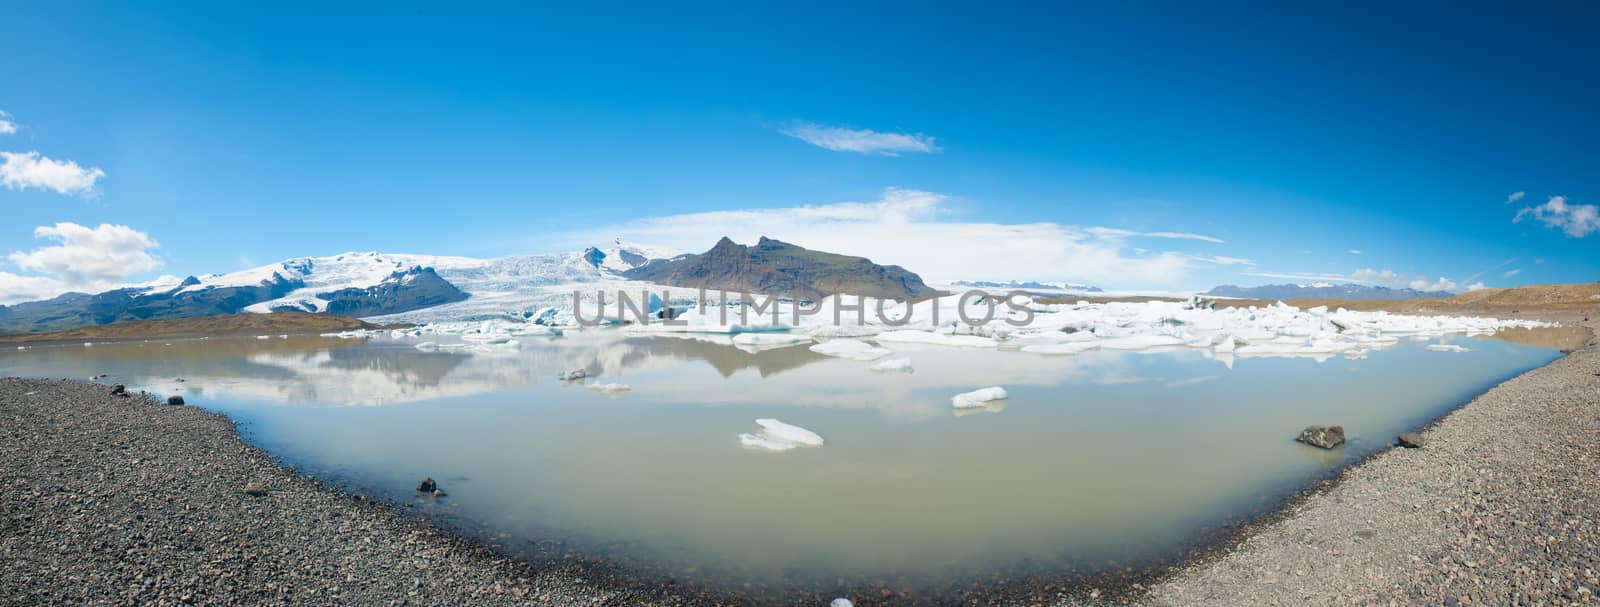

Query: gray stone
1397,432,1424,448
1296,425,1346,449
166,395,185,406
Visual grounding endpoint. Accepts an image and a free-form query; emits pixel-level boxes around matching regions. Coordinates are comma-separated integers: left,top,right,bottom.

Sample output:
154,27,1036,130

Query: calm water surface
0,330,1564,600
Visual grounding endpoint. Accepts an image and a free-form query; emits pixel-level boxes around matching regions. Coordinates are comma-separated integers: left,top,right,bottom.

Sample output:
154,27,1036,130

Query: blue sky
2,2,1597,301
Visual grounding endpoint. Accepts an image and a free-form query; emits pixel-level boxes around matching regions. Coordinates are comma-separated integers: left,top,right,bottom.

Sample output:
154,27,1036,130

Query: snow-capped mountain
0,239,678,334
946,280,1104,293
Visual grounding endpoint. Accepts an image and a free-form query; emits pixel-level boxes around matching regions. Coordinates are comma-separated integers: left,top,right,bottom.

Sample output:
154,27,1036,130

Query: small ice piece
1426,344,1470,353
739,418,824,451
558,369,588,381
1020,341,1100,355
584,382,632,395
832,600,855,607
730,332,813,346
414,341,439,351
256,335,271,340
83,342,93,347
869,357,914,373
951,386,1008,409
810,339,893,361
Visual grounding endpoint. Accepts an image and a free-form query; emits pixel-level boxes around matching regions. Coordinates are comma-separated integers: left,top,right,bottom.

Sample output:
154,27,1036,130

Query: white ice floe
951,386,1008,409
869,357,914,373
583,382,632,395
730,332,814,347
875,330,997,348
809,339,893,361
738,418,825,451
1426,344,1471,353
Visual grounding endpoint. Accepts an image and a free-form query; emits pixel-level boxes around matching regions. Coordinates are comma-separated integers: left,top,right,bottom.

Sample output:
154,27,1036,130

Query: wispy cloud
1346,249,1362,255
0,151,106,196
1506,191,1525,204
1184,254,1254,266
1,222,163,304
1503,268,1522,279
1085,227,1225,244
564,188,1207,286
1513,195,1599,238
780,121,939,156
0,110,16,135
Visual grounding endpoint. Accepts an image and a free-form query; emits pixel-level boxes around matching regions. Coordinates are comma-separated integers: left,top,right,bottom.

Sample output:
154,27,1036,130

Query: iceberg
809,339,893,361
875,330,997,348
583,382,632,395
869,357,914,373
952,386,1008,409
730,332,813,347
739,418,825,451
1426,344,1471,352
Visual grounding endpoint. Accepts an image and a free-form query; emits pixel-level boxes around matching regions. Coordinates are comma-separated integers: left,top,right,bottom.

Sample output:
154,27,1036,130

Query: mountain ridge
622,236,940,301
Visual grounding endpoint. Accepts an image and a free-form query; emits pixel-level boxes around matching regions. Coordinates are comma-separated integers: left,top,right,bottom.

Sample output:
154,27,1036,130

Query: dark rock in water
416,477,437,494
243,482,268,497
1560,348,1575,355
1397,432,1425,448
110,384,125,395
166,395,185,406
1296,425,1346,449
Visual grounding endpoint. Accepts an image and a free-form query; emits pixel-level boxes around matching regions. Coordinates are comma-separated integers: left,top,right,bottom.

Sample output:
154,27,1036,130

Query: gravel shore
0,378,679,607
4,321,1596,606
1145,320,1600,606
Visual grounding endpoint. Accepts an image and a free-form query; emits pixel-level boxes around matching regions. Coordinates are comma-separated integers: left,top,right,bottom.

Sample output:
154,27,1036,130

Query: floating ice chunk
875,330,997,348
869,357,914,372
414,341,439,351
1426,344,1471,353
810,339,893,361
558,369,588,381
730,332,813,346
739,418,824,451
584,382,632,395
1095,335,1187,350
832,599,855,607
1021,341,1100,355
951,386,1008,409
255,335,271,340
83,342,93,347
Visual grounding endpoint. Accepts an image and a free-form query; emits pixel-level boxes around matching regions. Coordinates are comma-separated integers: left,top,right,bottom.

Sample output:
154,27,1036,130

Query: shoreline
1139,317,1600,606
3,318,1595,606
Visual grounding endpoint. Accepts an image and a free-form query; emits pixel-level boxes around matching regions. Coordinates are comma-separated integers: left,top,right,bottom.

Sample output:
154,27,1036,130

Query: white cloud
1466,282,1487,291
0,110,16,135
1184,254,1254,266
1085,227,1225,243
0,222,162,304
780,121,939,156
1503,268,1522,279
1346,249,1362,255
1506,191,1525,204
565,188,1197,286
0,151,106,195
1514,195,1599,238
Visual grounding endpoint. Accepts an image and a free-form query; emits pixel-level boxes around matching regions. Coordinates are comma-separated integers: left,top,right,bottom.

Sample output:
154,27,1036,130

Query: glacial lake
0,329,1568,602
